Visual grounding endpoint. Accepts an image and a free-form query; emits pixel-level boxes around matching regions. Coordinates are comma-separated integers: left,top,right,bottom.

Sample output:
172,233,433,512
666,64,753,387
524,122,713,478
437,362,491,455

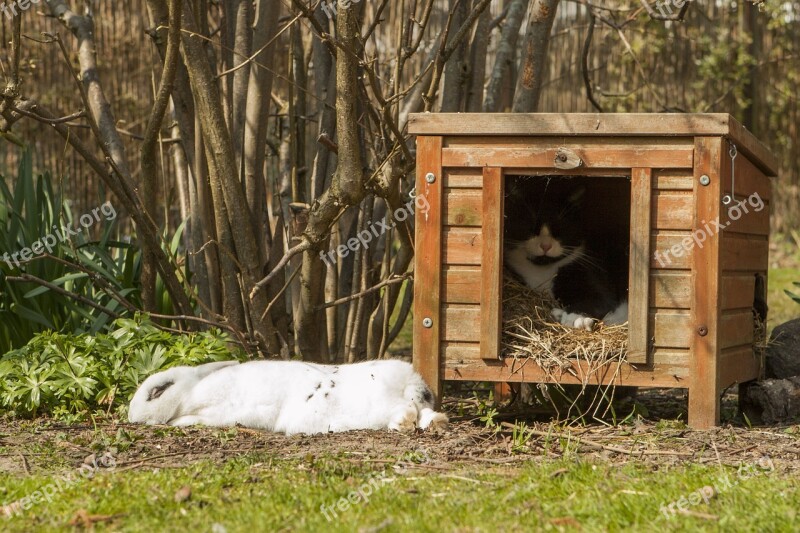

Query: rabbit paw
388,405,419,432
551,308,596,331
418,408,448,431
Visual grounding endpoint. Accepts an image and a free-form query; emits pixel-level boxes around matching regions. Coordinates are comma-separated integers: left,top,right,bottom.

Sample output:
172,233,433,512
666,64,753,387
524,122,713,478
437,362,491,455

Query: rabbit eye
147,381,174,401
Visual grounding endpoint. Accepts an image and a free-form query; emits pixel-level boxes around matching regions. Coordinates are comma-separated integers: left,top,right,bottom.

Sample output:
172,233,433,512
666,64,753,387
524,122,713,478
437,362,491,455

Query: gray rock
765,318,800,379
740,376,800,425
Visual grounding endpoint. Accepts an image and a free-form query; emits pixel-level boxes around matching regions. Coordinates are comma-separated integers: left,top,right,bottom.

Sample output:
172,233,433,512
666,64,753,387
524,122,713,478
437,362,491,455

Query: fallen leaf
67,509,119,528
0,500,23,517
174,485,192,503
550,516,582,529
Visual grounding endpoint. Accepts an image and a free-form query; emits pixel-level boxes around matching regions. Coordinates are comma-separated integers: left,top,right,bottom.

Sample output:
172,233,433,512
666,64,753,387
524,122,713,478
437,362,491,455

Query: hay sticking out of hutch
501,277,628,372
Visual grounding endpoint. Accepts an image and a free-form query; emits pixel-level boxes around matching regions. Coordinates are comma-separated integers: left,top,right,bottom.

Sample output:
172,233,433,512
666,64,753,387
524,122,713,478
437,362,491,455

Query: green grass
768,267,800,334
1,452,797,532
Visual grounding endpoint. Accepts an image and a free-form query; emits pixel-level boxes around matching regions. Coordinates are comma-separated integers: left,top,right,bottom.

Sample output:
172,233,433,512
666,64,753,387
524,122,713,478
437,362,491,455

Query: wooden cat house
409,113,777,429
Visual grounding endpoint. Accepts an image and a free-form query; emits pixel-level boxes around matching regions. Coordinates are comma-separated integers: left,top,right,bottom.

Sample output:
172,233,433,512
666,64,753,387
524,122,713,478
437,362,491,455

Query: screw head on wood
698,326,708,336
699,175,711,186
422,317,433,328
425,172,436,184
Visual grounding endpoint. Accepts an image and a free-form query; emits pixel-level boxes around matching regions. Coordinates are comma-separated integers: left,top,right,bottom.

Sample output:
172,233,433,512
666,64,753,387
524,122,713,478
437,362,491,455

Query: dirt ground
2,389,799,478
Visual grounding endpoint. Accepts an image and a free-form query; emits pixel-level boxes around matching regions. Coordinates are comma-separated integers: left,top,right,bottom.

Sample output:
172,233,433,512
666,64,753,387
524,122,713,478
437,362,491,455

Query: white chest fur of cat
128,359,448,435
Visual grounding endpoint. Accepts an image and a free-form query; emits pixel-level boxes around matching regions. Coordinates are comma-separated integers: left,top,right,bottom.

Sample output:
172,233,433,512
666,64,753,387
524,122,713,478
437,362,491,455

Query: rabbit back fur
128,359,447,434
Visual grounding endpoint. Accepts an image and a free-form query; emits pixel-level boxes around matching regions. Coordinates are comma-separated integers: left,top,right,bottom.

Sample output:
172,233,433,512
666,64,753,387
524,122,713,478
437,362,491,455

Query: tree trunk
512,0,560,113
44,0,195,319
243,0,281,267
483,0,528,112
140,0,182,313
180,4,280,353
440,0,468,112
465,0,491,112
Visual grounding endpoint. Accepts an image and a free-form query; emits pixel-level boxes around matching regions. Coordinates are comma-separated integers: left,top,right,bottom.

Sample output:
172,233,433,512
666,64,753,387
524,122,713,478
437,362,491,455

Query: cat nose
540,243,552,253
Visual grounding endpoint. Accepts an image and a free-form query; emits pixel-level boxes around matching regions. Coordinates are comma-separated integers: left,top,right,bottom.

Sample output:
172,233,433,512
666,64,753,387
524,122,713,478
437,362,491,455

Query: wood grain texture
442,266,482,303
442,342,690,367
443,227,482,265
721,148,773,200
443,189,482,226
444,136,692,148
443,168,483,188
651,271,692,308
720,235,769,271
653,171,694,191
444,268,694,308
720,311,756,349
628,168,652,364
652,192,693,230
718,148,772,235
412,136,443,404
441,355,689,387
721,274,757,310
442,305,692,348
651,232,694,269
480,167,504,360
408,113,778,175
689,136,723,429
442,145,693,169
718,346,760,388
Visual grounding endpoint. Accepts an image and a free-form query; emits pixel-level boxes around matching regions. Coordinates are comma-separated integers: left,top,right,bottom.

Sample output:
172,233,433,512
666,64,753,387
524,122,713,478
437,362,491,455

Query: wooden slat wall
439,167,484,374
718,140,771,390
646,169,695,370
438,157,698,382
441,138,695,169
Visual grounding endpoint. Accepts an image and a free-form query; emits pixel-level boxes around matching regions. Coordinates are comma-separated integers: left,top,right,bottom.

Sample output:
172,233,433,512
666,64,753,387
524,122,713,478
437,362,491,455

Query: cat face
506,181,586,265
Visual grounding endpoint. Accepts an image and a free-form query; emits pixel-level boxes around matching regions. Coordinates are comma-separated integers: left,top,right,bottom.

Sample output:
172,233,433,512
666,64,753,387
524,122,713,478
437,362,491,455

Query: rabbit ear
192,360,240,380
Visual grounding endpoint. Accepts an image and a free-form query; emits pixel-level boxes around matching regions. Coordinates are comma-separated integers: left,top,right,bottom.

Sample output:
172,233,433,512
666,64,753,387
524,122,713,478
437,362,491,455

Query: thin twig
581,10,603,112
316,274,411,311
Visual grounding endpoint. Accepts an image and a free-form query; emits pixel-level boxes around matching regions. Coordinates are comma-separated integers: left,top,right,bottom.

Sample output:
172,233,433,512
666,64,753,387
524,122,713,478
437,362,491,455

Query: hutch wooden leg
413,136,444,406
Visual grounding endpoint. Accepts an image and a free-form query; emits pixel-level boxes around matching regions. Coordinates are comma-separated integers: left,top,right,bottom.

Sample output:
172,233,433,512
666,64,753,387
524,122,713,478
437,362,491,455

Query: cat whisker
573,256,608,273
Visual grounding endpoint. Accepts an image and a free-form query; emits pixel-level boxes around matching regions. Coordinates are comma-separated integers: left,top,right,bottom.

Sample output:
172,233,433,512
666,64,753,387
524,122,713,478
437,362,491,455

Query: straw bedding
501,275,628,371
501,274,766,373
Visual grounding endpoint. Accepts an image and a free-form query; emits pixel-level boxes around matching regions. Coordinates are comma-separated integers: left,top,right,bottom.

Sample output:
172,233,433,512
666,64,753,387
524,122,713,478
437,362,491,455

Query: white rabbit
128,359,448,435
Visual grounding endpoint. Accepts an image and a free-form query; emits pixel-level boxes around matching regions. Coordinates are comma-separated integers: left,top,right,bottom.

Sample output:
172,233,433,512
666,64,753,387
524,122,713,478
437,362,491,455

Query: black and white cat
504,176,628,330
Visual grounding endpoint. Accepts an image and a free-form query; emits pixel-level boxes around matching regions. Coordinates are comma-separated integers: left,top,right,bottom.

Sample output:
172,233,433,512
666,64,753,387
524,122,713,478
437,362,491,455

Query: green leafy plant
0,150,188,352
0,314,245,418
785,281,800,305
